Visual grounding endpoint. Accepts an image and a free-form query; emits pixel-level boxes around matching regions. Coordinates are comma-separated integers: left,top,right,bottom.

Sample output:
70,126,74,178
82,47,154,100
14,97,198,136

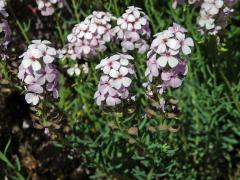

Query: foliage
0,0,240,179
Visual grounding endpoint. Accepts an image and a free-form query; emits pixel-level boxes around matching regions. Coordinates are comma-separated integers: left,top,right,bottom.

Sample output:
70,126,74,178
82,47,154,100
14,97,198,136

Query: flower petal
157,56,168,67
122,77,132,87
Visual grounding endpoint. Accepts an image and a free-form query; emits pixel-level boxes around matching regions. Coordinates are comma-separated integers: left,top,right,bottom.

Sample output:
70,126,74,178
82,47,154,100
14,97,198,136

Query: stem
220,70,240,113
16,20,30,44
72,0,80,22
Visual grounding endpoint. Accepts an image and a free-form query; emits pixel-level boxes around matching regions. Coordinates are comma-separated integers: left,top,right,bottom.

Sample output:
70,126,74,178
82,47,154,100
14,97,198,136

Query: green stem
72,0,80,22
220,70,240,113
16,20,30,44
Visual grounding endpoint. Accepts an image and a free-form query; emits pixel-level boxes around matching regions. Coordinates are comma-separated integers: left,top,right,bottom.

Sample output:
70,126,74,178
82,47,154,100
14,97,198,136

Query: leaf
4,138,11,155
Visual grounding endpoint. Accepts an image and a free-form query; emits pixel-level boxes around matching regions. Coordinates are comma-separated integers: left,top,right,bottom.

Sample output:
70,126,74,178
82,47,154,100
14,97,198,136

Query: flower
96,55,121,74
114,6,151,53
176,0,237,35
36,0,64,16
145,23,194,94
110,67,132,89
63,11,116,60
161,61,188,88
94,54,135,106
151,30,179,53
175,32,194,55
25,93,42,106
67,64,81,76
18,40,60,106
20,49,42,71
145,53,160,82
157,49,179,68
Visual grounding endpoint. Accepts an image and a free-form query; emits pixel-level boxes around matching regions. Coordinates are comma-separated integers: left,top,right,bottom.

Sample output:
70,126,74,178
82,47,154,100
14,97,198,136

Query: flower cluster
67,62,89,76
113,6,151,53
36,0,64,16
144,23,194,94
63,11,116,60
0,0,10,49
197,0,236,35
94,54,135,106
0,0,7,17
18,40,60,105
173,0,237,35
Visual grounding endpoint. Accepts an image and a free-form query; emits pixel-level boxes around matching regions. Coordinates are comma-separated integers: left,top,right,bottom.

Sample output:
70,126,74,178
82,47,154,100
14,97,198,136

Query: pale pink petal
113,79,122,89
22,59,32,68
170,78,182,88
109,69,119,78
157,56,168,67
122,77,132,87
30,49,42,58
185,37,194,47
168,56,179,68
47,47,57,55
32,61,41,71
103,66,111,74
182,45,191,55
167,38,180,50
43,55,54,64
112,61,120,70
119,66,128,76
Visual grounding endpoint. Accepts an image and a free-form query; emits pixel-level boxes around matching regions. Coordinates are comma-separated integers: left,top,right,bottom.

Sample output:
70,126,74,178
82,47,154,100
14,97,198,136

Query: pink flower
157,49,179,68
36,0,64,16
25,93,41,105
18,40,60,106
168,23,187,33
94,54,135,106
114,6,151,53
151,30,179,53
175,32,194,55
145,24,194,95
64,11,116,60
20,49,42,71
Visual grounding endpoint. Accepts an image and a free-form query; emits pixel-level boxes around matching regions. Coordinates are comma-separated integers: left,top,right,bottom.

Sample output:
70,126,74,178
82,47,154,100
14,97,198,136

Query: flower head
145,23,194,94
18,40,60,105
36,0,64,16
114,6,151,53
63,11,116,60
94,54,135,106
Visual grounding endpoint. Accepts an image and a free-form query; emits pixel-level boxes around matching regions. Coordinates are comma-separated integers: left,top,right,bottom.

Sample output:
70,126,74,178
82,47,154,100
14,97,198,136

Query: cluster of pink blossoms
18,40,60,105
67,62,89,77
173,0,237,35
63,6,151,61
36,0,64,16
63,11,116,60
197,0,236,35
0,0,10,49
113,6,151,53
144,23,194,95
94,54,135,106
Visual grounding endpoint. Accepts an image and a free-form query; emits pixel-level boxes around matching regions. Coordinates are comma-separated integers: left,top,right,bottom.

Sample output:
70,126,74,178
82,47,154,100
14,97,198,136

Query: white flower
21,49,42,71
176,32,194,55
115,6,150,54
198,11,215,30
18,39,60,106
157,49,179,68
67,64,81,76
94,53,135,106
152,30,180,53
36,43,57,64
110,67,132,89
96,55,121,74
25,93,41,105
82,62,89,74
